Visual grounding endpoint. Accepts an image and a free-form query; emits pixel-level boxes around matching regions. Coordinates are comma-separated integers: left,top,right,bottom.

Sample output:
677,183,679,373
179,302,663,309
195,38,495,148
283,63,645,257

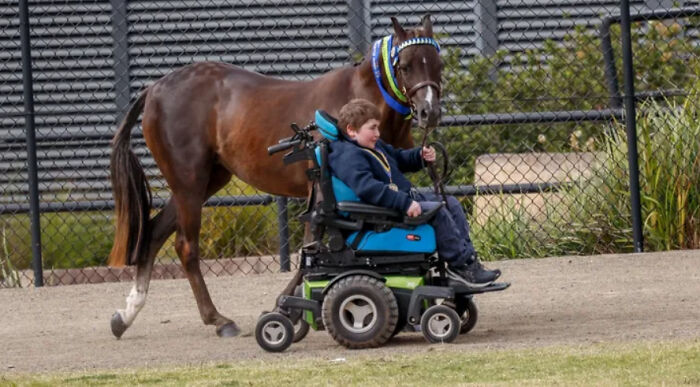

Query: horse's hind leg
111,165,234,338
172,166,239,337
111,199,178,338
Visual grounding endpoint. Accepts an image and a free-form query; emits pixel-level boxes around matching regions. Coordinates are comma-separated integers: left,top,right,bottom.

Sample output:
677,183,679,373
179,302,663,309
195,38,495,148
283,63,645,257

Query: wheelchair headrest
315,110,344,141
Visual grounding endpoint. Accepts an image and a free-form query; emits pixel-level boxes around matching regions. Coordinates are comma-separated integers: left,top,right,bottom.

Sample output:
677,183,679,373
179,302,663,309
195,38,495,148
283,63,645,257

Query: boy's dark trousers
411,191,476,268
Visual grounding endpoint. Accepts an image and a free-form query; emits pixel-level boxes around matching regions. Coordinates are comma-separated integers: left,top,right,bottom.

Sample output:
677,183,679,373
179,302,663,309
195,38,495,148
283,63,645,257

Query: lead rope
420,129,450,202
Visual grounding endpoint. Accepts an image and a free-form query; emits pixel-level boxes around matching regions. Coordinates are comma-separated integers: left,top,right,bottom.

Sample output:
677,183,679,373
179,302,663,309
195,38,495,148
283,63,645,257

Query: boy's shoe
467,258,501,282
446,259,501,288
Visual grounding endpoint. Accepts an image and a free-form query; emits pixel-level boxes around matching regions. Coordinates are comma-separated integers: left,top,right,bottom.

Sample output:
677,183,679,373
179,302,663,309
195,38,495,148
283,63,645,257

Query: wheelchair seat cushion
346,224,436,254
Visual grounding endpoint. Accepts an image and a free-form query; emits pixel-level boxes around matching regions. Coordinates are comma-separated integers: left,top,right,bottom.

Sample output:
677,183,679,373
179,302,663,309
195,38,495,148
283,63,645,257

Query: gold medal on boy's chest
362,148,398,192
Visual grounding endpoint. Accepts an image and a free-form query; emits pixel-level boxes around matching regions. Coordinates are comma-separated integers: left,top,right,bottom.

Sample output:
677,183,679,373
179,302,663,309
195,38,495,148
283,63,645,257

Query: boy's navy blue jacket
328,139,425,212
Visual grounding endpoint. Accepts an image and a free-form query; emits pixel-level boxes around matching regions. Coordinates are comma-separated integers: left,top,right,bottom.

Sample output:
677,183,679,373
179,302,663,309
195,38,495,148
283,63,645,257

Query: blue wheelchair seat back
314,110,436,254
314,110,360,203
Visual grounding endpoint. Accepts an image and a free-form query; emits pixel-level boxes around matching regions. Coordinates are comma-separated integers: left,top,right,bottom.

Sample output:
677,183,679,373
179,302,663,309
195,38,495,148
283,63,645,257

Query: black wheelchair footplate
277,295,322,326
452,282,511,295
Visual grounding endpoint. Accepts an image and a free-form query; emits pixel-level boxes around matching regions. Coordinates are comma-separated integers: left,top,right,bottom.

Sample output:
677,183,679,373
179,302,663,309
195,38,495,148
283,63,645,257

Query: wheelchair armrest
337,200,443,227
403,202,443,225
336,201,401,218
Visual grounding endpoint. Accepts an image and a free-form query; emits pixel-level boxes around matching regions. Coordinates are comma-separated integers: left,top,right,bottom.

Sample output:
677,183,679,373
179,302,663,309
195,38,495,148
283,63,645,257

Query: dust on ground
1,250,699,374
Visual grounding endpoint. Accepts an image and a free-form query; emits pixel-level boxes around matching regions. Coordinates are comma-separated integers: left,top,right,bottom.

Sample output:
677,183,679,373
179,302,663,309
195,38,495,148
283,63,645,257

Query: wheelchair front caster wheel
256,312,294,352
421,305,461,343
456,297,479,334
292,319,310,343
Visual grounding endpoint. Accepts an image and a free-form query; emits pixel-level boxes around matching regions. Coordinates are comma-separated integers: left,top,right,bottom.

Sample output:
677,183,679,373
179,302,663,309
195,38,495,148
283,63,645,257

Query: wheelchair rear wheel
322,275,399,349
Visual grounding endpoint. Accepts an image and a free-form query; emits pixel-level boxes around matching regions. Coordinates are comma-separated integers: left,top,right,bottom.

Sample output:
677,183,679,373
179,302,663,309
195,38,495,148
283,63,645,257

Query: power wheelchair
255,111,509,352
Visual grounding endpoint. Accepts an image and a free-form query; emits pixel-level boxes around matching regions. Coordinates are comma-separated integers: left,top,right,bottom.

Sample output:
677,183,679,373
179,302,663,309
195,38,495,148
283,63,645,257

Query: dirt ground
1,250,699,374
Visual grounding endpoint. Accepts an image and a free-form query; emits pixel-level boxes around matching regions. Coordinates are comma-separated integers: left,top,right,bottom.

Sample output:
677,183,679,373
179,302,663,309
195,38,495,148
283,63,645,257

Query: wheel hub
427,312,453,338
262,320,287,345
339,295,378,334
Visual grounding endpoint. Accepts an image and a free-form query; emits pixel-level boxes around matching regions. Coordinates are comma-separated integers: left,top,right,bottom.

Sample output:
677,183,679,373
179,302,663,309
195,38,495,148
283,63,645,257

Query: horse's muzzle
416,105,441,129
406,80,441,129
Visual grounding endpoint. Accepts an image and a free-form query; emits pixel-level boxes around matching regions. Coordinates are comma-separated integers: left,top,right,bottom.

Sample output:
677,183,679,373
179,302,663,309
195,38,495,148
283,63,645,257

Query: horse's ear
421,14,433,36
391,17,408,40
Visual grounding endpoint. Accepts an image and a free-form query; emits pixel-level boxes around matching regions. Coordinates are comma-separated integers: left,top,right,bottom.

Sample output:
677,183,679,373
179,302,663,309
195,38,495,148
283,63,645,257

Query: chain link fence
1,1,698,287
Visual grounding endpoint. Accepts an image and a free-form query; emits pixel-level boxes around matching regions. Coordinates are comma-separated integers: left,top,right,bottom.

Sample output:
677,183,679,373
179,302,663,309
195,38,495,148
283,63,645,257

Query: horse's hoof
216,322,240,338
111,312,128,339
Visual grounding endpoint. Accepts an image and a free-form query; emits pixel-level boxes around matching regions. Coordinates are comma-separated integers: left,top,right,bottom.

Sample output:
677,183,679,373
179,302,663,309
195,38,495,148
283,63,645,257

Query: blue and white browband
391,37,441,66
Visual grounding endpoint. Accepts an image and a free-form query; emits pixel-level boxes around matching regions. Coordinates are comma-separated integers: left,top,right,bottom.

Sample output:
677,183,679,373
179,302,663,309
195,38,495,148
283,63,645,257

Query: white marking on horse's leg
115,284,147,327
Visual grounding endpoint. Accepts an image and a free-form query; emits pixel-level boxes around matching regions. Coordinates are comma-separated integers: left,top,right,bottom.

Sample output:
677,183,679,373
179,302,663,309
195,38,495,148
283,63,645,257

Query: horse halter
371,35,441,118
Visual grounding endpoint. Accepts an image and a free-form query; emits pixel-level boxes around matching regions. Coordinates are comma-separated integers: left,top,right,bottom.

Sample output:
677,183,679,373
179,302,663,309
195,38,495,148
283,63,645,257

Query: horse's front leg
174,195,240,337
111,199,178,338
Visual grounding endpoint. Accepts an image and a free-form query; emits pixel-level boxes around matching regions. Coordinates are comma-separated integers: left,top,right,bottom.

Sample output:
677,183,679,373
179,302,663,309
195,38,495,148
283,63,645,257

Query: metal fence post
18,0,44,286
620,0,644,252
348,0,371,58
600,20,623,109
474,0,498,57
276,197,290,272
110,0,131,122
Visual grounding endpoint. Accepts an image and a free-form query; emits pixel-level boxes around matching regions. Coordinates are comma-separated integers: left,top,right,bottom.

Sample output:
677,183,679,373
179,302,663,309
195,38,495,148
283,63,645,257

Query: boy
328,99,501,287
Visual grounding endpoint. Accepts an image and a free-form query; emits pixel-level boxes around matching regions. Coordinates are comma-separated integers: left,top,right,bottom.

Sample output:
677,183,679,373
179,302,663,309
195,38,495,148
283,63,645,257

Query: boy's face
347,118,380,149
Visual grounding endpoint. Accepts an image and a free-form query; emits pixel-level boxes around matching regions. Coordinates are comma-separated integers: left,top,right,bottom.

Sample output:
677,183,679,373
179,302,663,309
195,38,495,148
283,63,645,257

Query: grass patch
3,340,699,386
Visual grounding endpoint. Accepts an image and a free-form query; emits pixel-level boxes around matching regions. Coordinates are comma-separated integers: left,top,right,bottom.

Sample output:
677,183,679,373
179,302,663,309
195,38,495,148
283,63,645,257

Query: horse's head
390,15,442,129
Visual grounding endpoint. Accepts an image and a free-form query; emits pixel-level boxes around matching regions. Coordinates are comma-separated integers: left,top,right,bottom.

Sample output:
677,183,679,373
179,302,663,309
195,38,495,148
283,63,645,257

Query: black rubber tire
456,297,479,334
255,312,294,352
292,319,310,343
322,275,399,349
420,304,461,343
391,320,407,338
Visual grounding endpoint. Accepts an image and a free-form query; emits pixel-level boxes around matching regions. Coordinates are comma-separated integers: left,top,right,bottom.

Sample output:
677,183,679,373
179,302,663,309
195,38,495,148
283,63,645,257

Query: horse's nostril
420,109,429,121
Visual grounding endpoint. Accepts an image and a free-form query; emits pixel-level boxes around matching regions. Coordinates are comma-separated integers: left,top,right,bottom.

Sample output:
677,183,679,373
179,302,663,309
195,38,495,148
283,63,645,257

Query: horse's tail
108,90,151,267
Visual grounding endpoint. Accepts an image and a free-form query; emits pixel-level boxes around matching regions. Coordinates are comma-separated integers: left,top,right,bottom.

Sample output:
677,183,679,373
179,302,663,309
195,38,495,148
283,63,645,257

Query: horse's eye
400,64,411,72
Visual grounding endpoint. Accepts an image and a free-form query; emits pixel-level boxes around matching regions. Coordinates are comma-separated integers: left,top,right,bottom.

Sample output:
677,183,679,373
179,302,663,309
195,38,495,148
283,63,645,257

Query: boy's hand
406,200,422,217
421,146,436,163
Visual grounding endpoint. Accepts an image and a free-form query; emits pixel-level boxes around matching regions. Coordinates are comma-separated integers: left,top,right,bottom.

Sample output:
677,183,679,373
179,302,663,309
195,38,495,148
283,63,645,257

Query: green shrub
0,212,114,270
1,224,22,287
576,90,700,252
434,21,700,185
155,179,306,261
472,87,700,259
624,94,700,250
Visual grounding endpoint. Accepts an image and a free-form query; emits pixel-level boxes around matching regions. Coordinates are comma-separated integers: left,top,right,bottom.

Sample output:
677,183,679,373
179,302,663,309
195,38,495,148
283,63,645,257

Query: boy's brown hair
337,99,380,136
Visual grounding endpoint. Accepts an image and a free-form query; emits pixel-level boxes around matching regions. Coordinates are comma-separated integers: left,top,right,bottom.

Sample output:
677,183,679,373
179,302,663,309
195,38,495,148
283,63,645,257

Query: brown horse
108,15,442,338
